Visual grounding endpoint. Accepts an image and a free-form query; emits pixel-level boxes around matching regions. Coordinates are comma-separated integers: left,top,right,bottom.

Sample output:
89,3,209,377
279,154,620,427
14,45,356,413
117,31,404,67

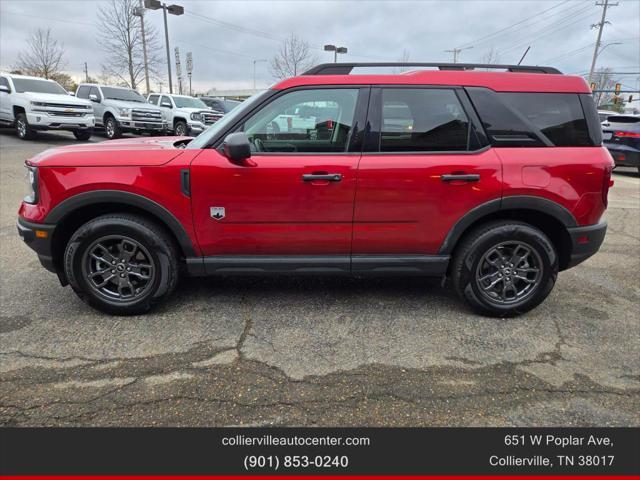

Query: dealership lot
0,129,638,427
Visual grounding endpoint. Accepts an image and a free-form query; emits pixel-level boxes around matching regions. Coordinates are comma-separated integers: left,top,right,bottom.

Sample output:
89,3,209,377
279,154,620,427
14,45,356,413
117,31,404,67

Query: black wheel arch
440,196,576,271
47,190,197,275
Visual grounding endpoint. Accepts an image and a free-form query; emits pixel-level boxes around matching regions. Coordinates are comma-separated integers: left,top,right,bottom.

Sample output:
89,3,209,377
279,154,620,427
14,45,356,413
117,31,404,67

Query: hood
23,92,91,107
27,136,192,167
105,99,160,111
175,107,211,114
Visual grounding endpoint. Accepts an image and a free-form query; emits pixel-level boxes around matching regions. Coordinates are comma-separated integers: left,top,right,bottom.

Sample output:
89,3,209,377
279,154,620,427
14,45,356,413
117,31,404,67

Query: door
190,87,367,258
90,86,105,125
353,87,502,255
0,76,11,122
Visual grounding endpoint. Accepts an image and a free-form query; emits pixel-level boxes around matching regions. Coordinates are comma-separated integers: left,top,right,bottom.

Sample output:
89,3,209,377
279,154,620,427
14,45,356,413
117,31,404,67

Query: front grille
37,102,92,109
201,111,223,125
49,111,86,117
132,109,162,123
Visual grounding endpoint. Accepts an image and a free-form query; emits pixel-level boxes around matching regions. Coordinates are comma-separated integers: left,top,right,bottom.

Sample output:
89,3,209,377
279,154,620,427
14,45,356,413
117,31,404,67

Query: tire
104,115,122,139
450,220,558,317
64,213,179,315
73,129,92,141
15,113,36,140
174,120,187,136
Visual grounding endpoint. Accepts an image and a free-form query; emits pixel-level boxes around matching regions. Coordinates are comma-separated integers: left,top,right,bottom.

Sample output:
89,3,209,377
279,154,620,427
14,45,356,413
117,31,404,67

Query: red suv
17,62,613,316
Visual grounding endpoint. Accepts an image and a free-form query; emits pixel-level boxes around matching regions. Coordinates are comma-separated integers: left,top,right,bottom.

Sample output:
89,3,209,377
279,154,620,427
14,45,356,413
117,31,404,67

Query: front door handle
302,173,342,182
441,174,480,182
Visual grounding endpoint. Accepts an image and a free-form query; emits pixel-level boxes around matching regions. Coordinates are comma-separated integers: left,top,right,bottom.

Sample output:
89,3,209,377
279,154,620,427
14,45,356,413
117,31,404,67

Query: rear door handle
441,174,480,182
302,173,342,182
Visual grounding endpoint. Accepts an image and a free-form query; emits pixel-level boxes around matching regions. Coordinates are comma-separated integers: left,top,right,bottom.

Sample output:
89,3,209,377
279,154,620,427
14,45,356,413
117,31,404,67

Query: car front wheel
73,129,92,141
104,116,122,139
15,113,36,140
451,220,558,317
64,213,179,315
174,120,187,136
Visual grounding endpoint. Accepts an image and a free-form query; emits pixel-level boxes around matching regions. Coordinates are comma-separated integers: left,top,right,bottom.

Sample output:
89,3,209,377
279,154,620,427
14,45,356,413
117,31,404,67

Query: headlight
30,101,46,107
118,107,131,117
190,112,203,121
24,166,38,204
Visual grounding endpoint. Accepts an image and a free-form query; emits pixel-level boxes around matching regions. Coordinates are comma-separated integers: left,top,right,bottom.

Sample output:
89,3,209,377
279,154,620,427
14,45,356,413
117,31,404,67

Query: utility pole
134,0,151,95
588,0,618,84
84,62,89,82
445,46,473,63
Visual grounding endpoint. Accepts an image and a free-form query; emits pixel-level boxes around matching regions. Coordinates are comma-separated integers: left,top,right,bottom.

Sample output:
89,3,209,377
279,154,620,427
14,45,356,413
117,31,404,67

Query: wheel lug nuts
111,269,115,274
120,273,125,278
111,261,116,265
126,267,131,271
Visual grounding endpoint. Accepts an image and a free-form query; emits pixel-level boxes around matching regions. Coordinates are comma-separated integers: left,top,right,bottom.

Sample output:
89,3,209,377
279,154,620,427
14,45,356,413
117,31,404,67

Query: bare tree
481,47,500,65
397,49,411,73
270,34,317,79
97,0,164,89
15,28,66,79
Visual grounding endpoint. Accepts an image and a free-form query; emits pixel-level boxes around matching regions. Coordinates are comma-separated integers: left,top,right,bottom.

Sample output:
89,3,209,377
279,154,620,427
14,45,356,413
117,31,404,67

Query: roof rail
302,62,562,75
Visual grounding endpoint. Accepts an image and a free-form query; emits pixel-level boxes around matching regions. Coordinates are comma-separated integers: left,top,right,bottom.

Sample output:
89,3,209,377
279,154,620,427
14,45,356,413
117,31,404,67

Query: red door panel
352,149,503,254
190,149,360,255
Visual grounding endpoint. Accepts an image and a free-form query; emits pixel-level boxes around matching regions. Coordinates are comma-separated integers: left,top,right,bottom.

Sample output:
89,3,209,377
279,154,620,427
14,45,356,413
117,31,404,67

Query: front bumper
17,217,56,273
187,121,206,135
27,112,95,130
118,119,167,131
604,143,640,167
566,221,607,269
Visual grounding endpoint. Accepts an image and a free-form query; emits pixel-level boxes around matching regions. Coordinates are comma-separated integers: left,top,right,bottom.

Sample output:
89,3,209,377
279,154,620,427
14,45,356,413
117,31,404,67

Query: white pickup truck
147,93,222,136
0,73,95,140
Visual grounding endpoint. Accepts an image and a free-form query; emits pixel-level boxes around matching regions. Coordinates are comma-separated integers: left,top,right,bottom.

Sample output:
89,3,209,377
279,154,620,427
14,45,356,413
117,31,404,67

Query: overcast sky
1,0,638,94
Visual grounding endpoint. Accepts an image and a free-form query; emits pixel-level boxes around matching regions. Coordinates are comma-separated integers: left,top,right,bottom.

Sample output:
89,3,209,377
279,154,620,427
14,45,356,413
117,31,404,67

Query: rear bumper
17,217,56,273
566,221,607,269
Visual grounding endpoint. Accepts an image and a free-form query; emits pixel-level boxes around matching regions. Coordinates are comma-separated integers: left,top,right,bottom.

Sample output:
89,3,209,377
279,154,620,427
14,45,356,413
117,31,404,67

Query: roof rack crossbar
302,62,562,76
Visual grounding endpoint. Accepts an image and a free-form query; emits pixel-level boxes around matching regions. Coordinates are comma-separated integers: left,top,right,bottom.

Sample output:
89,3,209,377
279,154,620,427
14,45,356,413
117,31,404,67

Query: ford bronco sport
17,62,613,316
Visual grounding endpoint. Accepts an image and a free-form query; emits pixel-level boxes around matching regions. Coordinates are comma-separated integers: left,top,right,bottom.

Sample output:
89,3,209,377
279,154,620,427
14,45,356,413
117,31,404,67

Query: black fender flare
45,190,197,257
438,195,577,255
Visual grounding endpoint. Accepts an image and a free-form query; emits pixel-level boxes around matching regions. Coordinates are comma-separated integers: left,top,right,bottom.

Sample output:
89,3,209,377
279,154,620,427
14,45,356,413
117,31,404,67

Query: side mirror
222,132,253,165
68,91,75,96
0,85,10,93
89,94,100,103
161,102,172,108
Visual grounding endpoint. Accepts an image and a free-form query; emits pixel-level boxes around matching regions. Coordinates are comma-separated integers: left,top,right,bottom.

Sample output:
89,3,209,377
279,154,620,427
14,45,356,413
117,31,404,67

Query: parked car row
598,109,640,174
0,72,236,141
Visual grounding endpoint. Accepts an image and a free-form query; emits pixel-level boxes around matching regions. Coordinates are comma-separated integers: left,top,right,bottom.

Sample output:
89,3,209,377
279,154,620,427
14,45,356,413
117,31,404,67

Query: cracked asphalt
1,130,639,427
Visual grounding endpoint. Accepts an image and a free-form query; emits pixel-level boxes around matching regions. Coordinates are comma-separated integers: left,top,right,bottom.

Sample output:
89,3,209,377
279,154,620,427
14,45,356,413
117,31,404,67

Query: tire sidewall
105,117,120,139
16,113,31,140
174,121,187,136
64,218,173,314
458,224,558,316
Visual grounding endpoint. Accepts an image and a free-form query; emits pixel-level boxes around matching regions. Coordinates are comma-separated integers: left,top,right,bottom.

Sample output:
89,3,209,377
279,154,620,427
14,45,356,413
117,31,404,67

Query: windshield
173,96,208,109
12,78,67,95
187,91,271,149
101,87,146,102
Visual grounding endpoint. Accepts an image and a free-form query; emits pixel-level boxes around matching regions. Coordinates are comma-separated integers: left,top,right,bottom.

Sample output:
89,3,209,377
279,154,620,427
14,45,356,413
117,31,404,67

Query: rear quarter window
499,92,591,147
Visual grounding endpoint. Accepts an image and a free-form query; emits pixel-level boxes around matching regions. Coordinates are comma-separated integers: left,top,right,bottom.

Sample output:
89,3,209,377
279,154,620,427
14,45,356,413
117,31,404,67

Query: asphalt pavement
1,129,638,426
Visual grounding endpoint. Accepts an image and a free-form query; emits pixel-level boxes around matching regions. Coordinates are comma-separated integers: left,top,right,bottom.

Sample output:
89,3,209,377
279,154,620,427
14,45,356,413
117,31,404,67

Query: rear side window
380,89,472,152
499,93,591,147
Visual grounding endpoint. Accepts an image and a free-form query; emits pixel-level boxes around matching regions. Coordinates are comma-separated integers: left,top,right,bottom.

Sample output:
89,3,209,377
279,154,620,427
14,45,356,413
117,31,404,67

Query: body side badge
210,207,225,220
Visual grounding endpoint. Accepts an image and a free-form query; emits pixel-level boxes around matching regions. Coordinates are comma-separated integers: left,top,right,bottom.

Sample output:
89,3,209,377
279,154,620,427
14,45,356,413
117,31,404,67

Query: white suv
0,73,95,140
147,93,221,136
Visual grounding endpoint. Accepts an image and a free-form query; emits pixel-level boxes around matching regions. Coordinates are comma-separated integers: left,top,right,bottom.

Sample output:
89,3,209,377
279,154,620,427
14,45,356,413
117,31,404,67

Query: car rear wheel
73,129,92,141
451,220,558,317
64,213,179,315
104,116,122,139
174,120,187,136
15,113,36,140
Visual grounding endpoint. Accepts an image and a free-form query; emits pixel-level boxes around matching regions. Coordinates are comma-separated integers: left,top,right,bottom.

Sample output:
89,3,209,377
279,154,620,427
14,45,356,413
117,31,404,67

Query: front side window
148,94,159,105
160,95,173,107
243,88,359,153
76,86,90,99
0,76,10,91
380,89,472,152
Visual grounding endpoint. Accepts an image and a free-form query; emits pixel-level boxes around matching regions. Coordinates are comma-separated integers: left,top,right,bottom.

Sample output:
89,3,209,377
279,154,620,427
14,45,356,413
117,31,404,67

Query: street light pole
253,59,267,90
133,0,150,94
145,0,184,94
323,44,348,63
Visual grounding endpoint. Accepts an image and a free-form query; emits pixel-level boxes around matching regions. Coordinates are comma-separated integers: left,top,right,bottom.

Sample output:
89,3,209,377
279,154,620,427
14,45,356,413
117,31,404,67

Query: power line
457,0,573,49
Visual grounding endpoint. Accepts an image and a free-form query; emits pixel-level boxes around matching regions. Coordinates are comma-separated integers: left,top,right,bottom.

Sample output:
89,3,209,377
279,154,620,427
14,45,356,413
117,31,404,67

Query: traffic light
590,82,597,91
614,83,621,95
